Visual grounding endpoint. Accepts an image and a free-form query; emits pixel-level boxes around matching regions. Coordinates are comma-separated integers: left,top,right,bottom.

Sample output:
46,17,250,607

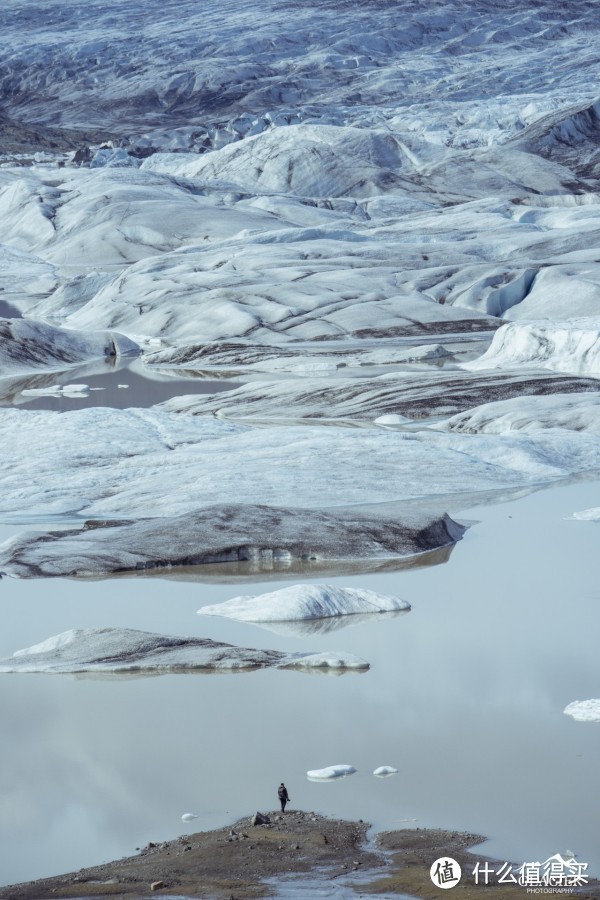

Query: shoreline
2,813,599,900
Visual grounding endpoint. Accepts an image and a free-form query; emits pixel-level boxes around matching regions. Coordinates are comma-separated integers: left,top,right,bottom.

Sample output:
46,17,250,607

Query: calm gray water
0,479,599,887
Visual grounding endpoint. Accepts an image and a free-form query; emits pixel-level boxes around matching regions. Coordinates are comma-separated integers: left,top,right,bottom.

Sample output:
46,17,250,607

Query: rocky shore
2,813,599,900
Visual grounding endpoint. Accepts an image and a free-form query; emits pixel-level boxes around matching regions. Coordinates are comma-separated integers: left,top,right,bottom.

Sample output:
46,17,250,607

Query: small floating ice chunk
61,384,91,395
21,383,92,398
374,414,412,426
181,813,199,822
198,584,410,623
373,766,398,777
563,699,600,722
21,384,62,397
568,507,600,521
306,764,356,780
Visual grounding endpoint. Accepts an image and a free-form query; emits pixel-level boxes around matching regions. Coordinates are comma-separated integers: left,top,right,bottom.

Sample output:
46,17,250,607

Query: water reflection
115,545,455,583
239,609,410,638
0,358,242,410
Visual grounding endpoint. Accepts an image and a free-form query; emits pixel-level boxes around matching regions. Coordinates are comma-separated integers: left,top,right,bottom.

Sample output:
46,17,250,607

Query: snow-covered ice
198,584,410,623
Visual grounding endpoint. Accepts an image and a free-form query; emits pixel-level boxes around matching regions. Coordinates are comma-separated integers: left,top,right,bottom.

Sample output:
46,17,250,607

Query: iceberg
0,628,368,675
198,584,410,623
0,506,465,578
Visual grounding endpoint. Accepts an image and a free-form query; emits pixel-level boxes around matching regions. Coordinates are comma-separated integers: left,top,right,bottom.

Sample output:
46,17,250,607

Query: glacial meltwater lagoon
1,478,599,887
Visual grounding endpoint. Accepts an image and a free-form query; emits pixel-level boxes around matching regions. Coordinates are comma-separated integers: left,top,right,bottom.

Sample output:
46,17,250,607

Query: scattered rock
251,812,271,826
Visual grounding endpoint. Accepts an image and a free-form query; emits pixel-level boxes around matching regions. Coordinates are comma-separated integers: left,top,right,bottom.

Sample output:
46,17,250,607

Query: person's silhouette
278,782,290,812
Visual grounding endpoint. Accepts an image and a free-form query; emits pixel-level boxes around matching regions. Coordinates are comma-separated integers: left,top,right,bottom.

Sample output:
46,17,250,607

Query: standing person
278,782,290,812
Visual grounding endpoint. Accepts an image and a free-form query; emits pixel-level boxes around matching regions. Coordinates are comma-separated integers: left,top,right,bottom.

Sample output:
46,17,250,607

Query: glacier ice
198,584,410,623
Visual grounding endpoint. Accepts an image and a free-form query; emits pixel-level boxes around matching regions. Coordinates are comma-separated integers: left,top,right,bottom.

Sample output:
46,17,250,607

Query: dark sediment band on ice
0,627,369,675
159,370,600,423
0,504,466,578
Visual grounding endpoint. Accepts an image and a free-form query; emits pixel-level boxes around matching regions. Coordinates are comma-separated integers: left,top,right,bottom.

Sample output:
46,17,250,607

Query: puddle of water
0,299,22,318
1,358,242,411
0,479,599,887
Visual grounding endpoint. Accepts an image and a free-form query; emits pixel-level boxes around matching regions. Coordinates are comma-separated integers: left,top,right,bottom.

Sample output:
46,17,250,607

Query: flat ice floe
0,628,369,675
0,506,464,578
306,765,357,780
198,584,410,623
563,700,600,723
